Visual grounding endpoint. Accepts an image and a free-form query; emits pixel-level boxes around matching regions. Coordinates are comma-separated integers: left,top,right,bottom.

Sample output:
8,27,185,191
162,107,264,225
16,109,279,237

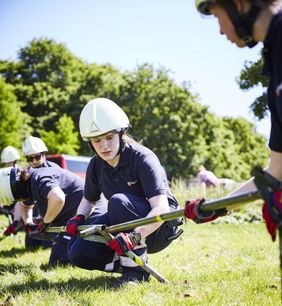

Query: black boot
114,245,150,287
115,266,150,287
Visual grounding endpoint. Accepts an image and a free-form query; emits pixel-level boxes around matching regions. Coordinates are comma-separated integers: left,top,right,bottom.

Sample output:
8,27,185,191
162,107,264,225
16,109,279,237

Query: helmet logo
90,122,100,133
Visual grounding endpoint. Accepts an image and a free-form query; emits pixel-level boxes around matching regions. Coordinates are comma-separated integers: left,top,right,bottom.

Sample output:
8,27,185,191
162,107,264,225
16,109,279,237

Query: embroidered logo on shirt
276,82,282,96
127,180,138,186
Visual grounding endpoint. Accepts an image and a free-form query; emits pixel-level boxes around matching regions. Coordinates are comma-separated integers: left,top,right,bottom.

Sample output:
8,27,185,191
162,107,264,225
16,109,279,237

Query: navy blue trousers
69,193,179,270
49,233,75,266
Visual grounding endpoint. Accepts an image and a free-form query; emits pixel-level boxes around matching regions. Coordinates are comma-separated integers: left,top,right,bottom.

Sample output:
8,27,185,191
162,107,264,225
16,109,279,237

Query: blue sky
0,0,270,137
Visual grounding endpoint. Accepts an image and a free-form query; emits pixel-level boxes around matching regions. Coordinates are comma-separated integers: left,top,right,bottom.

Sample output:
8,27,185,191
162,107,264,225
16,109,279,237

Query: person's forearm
13,202,22,221
76,196,95,218
19,202,33,224
266,150,282,181
44,187,65,224
44,199,64,224
229,150,282,196
135,197,170,238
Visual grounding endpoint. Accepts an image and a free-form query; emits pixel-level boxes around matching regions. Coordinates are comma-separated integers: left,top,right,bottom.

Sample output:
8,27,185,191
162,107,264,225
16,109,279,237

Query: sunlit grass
0,222,280,305
0,180,279,305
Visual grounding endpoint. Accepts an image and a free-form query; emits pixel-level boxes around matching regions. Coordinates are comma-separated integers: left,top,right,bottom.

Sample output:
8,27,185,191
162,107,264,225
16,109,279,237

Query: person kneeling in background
0,166,106,266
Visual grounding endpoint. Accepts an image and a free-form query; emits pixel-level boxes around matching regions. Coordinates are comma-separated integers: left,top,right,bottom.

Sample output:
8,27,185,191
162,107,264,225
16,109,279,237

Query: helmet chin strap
117,130,126,155
223,0,267,48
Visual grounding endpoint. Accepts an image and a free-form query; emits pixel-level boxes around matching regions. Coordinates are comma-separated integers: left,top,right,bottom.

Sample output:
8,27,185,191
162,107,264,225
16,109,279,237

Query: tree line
0,38,269,181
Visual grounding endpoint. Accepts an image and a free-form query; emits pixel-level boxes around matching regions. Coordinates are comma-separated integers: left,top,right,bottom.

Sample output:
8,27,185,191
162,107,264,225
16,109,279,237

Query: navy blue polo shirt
42,160,61,168
84,143,178,208
23,159,61,206
262,11,282,152
25,167,84,226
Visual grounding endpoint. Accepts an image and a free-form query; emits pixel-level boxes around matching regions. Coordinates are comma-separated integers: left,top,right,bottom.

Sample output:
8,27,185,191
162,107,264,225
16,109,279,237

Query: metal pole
200,190,260,211
99,230,168,284
46,190,261,285
47,226,168,283
84,190,261,235
48,190,261,236
80,210,185,235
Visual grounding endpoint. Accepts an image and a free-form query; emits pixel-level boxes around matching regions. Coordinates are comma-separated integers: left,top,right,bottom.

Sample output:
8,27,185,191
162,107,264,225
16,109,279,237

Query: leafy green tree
0,37,85,134
115,64,200,178
116,64,269,180
237,57,268,120
0,38,270,181
40,114,79,155
0,38,127,155
222,117,269,180
0,76,31,150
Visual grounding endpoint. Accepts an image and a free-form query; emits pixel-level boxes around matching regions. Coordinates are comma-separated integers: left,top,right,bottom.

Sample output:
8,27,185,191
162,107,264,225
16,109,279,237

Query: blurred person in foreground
185,1,282,241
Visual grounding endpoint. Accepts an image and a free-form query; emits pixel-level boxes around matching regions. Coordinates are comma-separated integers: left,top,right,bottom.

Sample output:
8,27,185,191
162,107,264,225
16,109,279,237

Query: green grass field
0,217,280,305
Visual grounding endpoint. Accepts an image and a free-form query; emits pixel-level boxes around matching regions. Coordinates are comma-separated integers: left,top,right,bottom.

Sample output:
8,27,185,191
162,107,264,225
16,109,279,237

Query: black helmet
195,0,268,48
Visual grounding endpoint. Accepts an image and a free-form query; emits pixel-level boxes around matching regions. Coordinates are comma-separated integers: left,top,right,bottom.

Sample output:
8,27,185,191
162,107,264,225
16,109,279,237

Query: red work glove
184,199,226,224
66,214,86,237
107,232,142,256
25,223,38,233
262,190,282,242
3,220,23,236
26,221,51,241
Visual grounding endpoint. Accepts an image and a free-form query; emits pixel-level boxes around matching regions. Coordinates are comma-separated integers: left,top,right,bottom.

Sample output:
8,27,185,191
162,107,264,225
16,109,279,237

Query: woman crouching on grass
66,97,183,287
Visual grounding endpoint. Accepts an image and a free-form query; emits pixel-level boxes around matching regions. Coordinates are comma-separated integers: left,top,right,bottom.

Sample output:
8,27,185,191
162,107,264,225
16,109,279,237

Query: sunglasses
26,154,43,162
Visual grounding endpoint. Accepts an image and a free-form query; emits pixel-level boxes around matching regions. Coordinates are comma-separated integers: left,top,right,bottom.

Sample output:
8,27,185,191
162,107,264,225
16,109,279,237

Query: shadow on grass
0,262,34,274
0,247,28,257
5,275,120,293
40,262,76,272
0,246,43,257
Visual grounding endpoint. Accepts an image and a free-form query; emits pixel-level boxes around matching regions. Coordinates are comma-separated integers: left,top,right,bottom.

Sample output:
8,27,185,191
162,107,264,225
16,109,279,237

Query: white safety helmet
22,136,48,156
0,167,16,205
79,98,130,140
1,146,20,163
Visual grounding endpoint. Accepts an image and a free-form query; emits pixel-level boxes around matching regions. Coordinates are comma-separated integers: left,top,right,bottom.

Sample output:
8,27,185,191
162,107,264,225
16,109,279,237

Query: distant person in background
1,139,60,246
0,166,90,266
185,1,282,233
1,145,20,168
20,136,61,249
1,146,24,237
197,165,220,188
22,136,60,169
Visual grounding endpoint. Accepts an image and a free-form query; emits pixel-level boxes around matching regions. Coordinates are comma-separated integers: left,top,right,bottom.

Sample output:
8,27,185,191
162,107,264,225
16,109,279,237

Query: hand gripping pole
48,190,261,237
76,191,260,237
97,229,168,284
48,224,168,283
